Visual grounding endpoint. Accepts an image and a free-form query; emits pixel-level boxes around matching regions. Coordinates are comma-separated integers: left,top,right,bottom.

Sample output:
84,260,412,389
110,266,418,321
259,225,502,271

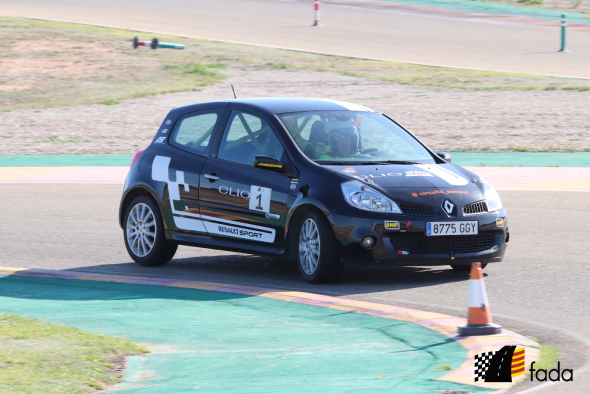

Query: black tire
123,195,177,266
451,263,487,272
296,210,342,284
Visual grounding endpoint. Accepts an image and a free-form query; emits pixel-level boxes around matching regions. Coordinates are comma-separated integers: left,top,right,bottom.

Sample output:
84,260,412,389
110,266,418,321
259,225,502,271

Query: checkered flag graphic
474,350,496,382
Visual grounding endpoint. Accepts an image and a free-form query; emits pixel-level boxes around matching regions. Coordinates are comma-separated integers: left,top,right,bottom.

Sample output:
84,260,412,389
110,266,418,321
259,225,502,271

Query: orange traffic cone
458,263,502,336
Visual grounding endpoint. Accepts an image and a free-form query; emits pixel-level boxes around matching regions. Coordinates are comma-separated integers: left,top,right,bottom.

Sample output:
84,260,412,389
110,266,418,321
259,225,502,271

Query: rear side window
170,110,221,154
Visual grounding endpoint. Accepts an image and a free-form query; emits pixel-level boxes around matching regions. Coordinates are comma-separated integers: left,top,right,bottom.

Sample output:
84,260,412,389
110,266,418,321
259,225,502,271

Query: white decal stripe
152,156,171,183
416,164,469,186
204,222,275,243
200,214,276,233
153,155,275,242
322,99,370,112
174,216,207,232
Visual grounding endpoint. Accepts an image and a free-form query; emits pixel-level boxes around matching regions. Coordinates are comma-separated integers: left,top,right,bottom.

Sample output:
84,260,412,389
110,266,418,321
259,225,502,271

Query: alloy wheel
299,218,321,275
126,202,157,257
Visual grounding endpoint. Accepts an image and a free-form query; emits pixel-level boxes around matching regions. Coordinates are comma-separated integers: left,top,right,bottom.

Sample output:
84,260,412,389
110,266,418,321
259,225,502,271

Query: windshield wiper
318,161,383,165
384,160,423,165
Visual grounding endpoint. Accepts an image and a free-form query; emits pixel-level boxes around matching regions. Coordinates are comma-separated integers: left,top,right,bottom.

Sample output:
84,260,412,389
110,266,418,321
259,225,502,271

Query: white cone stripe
468,279,490,308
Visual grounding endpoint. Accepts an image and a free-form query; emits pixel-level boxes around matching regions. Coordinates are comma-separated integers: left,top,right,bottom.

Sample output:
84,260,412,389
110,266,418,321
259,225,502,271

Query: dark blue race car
119,98,509,283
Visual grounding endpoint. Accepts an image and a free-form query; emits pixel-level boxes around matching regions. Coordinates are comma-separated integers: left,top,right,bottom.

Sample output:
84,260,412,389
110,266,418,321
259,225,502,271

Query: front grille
389,233,495,254
463,201,488,215
399,203,437,217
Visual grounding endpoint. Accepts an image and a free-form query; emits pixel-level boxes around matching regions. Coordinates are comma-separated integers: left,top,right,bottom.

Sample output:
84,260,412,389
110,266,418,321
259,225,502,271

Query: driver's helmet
329,127,359,157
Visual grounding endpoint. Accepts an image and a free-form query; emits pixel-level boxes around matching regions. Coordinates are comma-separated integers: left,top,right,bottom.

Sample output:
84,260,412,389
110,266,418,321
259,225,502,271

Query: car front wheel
124,195,177,266
297,210,342,284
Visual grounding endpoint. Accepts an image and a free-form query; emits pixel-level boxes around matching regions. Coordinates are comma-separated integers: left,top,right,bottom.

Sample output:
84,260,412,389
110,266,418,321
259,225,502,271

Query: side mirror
436,152,451,163
254,155,287,174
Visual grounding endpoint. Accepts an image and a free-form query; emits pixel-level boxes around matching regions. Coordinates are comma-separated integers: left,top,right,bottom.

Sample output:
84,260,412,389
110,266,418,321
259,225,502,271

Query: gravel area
2,67,589,155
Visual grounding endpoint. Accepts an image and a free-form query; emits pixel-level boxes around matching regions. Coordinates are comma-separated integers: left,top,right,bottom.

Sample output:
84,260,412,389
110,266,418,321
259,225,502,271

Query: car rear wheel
451,263,487,272
297,210,342,284
124,196,177,266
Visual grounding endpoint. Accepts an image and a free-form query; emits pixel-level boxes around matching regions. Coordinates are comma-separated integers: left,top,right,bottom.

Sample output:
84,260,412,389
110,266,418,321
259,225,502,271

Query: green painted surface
1,152,589,167
374,0,590,25
449,152,590,167
0,154,135,167
0,275,492,393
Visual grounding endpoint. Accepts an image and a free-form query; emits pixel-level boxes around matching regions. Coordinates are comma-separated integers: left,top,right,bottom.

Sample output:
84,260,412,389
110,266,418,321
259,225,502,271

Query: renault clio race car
119,98,509,283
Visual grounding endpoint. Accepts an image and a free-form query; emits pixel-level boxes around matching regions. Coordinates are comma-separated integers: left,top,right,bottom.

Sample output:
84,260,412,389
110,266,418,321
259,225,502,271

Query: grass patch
0,312,147,393
518,0,544,4
526,336,560,376
1,16,590,112
184,63,216,75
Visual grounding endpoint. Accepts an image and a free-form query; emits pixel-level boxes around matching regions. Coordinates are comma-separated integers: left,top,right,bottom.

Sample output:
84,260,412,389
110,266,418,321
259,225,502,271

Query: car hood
325,163,486,202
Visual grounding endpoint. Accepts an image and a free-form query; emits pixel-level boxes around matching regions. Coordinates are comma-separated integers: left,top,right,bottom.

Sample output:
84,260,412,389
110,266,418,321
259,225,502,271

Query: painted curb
0,266,539,391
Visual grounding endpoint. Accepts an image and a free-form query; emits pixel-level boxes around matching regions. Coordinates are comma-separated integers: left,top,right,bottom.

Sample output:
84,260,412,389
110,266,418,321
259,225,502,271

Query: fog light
362,236,376,248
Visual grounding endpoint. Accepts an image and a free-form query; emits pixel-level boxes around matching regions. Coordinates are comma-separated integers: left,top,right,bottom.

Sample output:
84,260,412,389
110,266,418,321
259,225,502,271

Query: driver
318,127,360,159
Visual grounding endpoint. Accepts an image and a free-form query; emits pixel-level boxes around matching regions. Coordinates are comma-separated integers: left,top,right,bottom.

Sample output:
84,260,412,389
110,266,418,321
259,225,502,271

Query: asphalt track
1,174,589,392
2,0,590,78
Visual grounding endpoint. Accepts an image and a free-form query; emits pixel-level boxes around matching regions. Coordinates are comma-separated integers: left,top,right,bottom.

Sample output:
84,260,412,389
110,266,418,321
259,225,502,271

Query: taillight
130,149,145,168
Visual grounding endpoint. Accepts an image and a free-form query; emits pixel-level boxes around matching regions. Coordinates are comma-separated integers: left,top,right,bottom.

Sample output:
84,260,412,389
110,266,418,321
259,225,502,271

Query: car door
198,109,292,250
152,108,224,236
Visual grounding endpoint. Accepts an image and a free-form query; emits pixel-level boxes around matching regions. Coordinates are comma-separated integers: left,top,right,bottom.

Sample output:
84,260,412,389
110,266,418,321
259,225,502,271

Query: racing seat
309,121,330,159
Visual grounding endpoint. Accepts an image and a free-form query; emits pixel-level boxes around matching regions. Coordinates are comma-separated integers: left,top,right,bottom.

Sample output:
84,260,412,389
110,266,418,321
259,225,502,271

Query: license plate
426,221,478,236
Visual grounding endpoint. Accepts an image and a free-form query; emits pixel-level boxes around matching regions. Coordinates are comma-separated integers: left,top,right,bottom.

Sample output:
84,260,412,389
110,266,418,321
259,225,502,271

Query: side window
171,111,219,154
217,111,284,166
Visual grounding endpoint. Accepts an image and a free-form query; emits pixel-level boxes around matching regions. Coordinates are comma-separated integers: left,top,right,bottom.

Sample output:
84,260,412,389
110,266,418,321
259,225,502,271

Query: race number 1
249,186,272,213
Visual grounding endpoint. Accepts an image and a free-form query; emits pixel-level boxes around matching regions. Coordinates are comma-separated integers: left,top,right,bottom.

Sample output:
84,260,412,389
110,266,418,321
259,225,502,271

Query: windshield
278,111,435,165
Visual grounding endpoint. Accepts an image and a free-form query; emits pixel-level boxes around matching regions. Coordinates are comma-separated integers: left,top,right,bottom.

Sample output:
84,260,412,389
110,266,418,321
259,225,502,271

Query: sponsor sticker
162,128,168,134
353,173,401,180
165,120,171,125
290,179,299,190
249,186,272,213
205,221,276,243
405,171,433,177
342,167,358,174
155,136,166,144
491,245,499,251
384,221,400,230
258,163,283,169
496,218,504,227
412,190,469,196
397,250,410,255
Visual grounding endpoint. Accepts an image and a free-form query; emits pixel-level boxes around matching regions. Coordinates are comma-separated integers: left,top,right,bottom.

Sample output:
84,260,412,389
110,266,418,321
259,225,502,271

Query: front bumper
330,206,509,266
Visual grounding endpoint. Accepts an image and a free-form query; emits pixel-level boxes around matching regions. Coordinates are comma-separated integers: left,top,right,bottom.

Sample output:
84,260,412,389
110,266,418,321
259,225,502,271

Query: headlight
483,179,502,212
341,182,402,213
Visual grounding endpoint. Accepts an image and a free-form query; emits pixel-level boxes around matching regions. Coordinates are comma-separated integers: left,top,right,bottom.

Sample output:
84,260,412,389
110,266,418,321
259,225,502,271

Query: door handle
265,213,280,220
204,174,220,181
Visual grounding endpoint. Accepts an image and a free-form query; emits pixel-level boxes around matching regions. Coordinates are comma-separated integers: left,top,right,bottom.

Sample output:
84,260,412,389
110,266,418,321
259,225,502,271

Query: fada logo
342,167,357,174
475,346,573,383
475,346,525,382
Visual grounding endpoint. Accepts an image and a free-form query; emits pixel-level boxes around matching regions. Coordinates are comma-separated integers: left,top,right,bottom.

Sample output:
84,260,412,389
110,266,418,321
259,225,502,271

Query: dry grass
0,313,147,393
1,16,590,112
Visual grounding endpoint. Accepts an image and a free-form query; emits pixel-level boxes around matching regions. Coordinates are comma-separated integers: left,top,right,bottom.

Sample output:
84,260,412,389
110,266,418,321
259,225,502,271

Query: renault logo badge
443,200,455,215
